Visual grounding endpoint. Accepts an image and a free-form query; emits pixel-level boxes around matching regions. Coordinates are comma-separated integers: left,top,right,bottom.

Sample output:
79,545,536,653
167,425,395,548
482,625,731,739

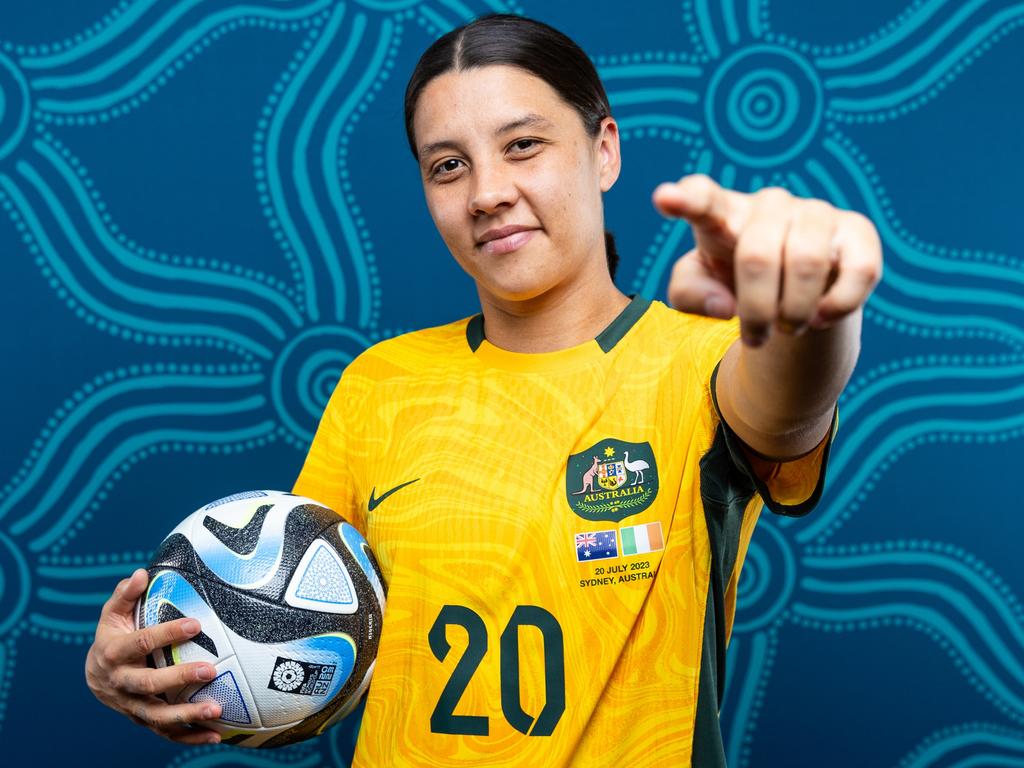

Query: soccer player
85,14,881,766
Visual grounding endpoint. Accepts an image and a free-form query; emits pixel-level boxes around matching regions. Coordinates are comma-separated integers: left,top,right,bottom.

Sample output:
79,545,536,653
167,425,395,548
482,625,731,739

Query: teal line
824,137,1024,285
0,372,263,523
20,0,165,69
816,0,960,70
37,563,147,580
785,171,813,197
420,5,454,33
608,88,699,107
797,409,1024,543
323,18,393,326
293,9,362,324
268,2,348,324
835,378,1024,496
726,632,769,768
803,551,1024,654
695,0,721,58
0,532,30,635
34,0,332,100
181,752,322,768
641,220,691,298
598,64,702,80
17,159,287,341
802,577,1024,683
948,757,1024,768
791,602,1024,715
804,157,853,209
720,162,737,190
28,421,277,553
748,0,763,38
842,363,1024,423
905,731,1024,768
29,613,97,634
828,6,1024,111
0,172,272,357
10,396,267,537
37,587,110,606
616,114,702,133
33,138,302,328
722,0,741,44
869,294,1024,344
884,265,1024,316
437,0,476,21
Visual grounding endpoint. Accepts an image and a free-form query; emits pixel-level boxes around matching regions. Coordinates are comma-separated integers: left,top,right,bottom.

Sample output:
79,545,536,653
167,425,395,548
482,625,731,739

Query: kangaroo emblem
571,456,600,495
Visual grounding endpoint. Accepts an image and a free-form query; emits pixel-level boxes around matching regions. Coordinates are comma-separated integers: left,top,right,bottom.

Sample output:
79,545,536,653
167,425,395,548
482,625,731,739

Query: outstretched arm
653,175,883,460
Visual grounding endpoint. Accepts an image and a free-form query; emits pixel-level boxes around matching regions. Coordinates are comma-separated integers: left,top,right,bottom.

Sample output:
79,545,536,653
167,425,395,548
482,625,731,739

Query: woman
85,13,881,766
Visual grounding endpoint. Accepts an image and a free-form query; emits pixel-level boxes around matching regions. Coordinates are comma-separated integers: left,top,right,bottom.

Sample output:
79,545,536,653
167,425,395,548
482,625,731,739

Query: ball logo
268,656,337,696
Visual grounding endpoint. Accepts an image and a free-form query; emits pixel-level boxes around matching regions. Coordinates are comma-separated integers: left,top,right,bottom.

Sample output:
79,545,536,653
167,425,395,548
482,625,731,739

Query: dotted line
0,361,262,503
770,0,929,58
826,16,1024,124
37,549,150,566
253,15,337,311
791,605,1024,725
679,0,711,63
802,539,1024,624
829,131,1020,270
842,352,1024,402
733,624,782,768
1,0,135,58
0,166,257,360
336,18,406,329
49,428,282,554
592,49,703,67
35,129,295,299
814,420,1024,543
33,12,332,126
0,635,21,726
863,306,1023,351
896,721,1024,768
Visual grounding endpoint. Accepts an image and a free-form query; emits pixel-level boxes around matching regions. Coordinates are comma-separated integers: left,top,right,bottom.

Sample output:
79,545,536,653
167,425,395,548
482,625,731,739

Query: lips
476,225,539,255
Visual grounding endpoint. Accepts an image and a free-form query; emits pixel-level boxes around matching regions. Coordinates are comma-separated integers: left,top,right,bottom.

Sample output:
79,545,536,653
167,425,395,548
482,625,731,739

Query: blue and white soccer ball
134,490,386,748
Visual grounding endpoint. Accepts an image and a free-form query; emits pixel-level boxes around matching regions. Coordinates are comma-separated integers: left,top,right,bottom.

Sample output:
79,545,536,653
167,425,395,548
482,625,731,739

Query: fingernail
207,734,221,745
741,326,769,347
182,619,199,634
203,706,216,719
809,311,829,329
776,318,807,336
704,296,732,319
197,665,215,681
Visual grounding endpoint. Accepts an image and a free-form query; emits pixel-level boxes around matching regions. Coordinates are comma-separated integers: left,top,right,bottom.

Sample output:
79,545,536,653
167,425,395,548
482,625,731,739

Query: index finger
101,569,149,620
652,174,746,242
106,617,202,666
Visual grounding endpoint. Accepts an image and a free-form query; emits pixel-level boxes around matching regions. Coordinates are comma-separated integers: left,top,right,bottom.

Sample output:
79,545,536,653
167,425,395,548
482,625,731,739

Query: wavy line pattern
0,0,1020,765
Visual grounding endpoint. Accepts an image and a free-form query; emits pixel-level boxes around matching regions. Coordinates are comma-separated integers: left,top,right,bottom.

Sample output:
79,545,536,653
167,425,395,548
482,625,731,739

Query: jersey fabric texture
293,295,834,767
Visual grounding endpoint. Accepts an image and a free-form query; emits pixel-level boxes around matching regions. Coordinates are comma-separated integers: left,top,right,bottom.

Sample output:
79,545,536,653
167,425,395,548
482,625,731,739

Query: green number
429,604,565,737
500,605,565,736
428,604,489,735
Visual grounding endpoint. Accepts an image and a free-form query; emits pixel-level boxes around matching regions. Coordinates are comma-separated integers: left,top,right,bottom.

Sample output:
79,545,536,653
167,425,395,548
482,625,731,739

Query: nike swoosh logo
368,478,420,512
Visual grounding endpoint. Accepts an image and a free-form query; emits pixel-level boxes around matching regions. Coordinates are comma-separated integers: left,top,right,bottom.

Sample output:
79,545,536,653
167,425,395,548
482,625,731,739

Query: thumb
102,568,149,620
667,249,736,319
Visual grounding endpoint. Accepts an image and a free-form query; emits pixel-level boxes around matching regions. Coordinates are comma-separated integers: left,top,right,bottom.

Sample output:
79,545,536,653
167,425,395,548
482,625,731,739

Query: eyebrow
417,113,555,161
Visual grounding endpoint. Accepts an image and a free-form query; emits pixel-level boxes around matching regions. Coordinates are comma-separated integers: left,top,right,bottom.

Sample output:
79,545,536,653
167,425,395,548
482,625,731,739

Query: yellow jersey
293,296,832,766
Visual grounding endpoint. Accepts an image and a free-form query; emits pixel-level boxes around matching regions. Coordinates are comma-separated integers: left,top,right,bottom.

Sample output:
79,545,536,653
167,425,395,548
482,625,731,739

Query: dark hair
403,14,620,280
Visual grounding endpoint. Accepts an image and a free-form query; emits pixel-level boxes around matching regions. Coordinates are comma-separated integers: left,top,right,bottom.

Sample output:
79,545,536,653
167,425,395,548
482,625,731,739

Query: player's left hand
652,174,882,346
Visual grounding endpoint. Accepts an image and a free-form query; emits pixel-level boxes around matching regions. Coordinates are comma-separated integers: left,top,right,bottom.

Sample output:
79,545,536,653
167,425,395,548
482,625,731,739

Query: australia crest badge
565,438,659,523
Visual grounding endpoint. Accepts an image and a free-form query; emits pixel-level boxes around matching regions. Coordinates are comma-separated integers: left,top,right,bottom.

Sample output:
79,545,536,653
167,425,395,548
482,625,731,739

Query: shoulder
634,300,739,365
341,315,475,384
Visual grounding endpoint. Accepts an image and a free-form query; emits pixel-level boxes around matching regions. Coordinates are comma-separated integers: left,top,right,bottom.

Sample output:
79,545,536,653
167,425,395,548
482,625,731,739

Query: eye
430,158,464,180
509,138,541,154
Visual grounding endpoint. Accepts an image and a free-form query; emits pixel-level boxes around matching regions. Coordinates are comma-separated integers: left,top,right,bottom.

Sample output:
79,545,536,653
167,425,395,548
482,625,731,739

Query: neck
477,276,631,353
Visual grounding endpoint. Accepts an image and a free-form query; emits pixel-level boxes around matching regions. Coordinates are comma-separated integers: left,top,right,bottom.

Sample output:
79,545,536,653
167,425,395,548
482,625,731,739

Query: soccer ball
134,490,385,747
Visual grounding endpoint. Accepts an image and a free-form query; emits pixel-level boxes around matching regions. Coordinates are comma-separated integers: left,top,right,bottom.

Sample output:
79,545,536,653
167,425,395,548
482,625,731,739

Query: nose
467,159,519,216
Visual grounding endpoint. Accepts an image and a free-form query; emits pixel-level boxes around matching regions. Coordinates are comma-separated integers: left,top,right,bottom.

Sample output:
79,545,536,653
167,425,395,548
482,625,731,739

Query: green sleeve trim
709,362,837,518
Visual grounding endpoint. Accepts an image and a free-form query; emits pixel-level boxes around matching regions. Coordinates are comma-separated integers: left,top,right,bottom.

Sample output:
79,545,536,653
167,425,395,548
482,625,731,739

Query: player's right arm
85,568,224,744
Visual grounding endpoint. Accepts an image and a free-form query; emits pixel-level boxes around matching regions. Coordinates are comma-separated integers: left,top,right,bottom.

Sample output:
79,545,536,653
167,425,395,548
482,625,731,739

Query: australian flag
575,530,618,561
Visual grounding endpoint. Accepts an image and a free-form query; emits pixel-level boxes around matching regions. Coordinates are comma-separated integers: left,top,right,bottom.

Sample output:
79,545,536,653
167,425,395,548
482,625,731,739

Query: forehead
412,65,582,150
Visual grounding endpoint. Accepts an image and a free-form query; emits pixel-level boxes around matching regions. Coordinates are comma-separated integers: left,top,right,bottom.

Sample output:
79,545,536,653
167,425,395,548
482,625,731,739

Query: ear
595,116,622,192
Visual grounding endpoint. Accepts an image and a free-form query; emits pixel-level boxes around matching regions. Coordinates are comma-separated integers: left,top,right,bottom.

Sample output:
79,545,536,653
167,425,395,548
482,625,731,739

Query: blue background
1,1,1022,765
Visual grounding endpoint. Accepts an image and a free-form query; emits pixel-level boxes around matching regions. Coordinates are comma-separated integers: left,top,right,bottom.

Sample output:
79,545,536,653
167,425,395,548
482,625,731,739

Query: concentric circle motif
272,326,371,442
733,516,796,634
704,45,823,168
272,660,305,692
0,531,30,636
0,53,30,163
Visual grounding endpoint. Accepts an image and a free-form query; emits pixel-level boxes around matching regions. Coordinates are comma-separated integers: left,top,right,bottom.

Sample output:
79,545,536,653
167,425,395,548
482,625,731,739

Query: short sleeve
709,362,837,517
292,367,368,531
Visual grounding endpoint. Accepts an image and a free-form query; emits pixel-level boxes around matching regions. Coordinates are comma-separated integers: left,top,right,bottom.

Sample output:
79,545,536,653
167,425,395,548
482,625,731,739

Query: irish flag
620,522,664,556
